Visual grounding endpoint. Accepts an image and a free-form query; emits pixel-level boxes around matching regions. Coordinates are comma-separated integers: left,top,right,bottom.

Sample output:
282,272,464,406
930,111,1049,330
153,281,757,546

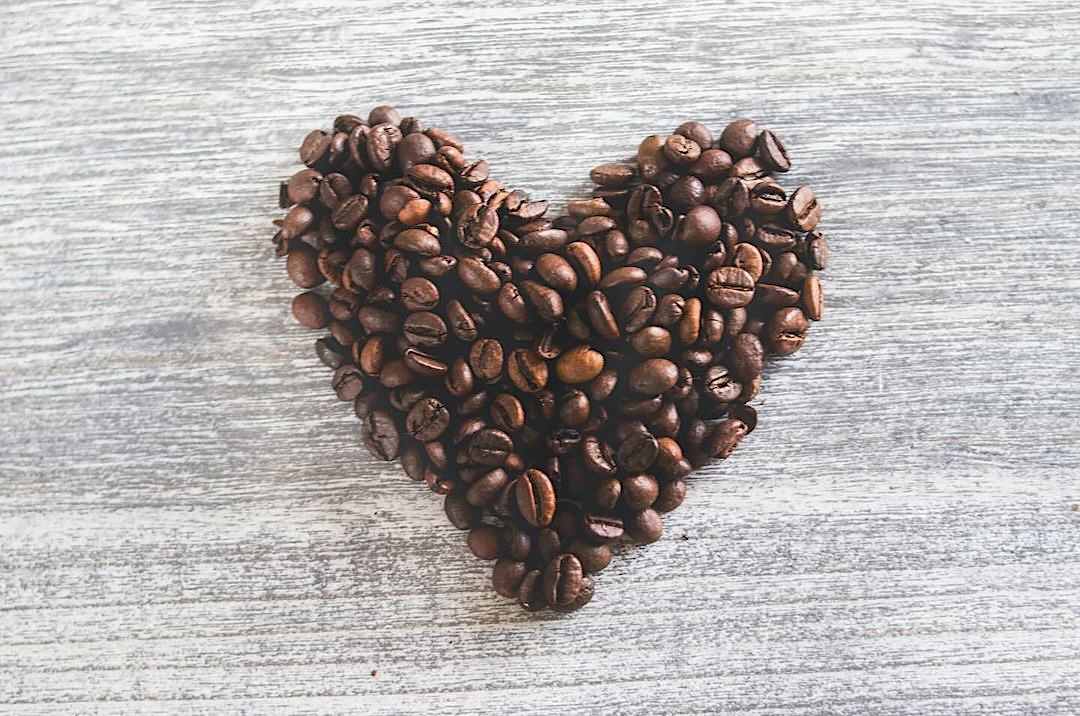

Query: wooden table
3,1,1079,713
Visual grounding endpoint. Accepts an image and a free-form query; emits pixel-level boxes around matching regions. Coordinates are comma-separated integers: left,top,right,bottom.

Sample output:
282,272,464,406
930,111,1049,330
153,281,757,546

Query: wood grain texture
2,0,1079,713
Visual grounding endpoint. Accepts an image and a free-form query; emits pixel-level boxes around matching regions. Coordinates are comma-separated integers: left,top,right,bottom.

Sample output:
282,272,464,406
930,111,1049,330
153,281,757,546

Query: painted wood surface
2,0,1079,713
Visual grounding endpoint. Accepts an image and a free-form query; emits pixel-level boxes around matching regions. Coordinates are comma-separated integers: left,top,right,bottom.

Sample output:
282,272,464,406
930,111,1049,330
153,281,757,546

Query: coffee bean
730,333,764,381
705,267,755,309
567,241,602,286
708,418,748,460
637,134,668,180
516,468,556,527
556,345,605,384
492,559,527,598
468,428,513,466
630,326,672,358
598,266,647,290
315,337,348,369
582,512,624,543
756,129,790,172
362,410,400,461
719,118,759,158
466,468,509,507
664,134,701,165
535,253,578,293
406,397,450,441
703,365,742,402
468,525,502,560
755,224,799,251
617,430,659,472
654,479,687,513
521,280,565,322
491,393,526,432
403,311,447,347
802,274,824,320
543,553,583,606
806,230,828,270
590,162,637,186
581,435,617,476
292,292,329,328
756,283,801,307
622,474,660,511
393,227,441,256
445,299,478,342
469,338,505,382
654,294,686,326
502,348,547,394
286,245,324,288
516,569,547,612
624,508,663,544
585,291,619,340
787,186,821,231
400,277,439,312
768,307,808,355
713,176,750,217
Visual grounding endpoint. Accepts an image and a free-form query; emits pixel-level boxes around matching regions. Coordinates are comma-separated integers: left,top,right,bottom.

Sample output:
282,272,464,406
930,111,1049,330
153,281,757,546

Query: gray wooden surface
2,1,1079,713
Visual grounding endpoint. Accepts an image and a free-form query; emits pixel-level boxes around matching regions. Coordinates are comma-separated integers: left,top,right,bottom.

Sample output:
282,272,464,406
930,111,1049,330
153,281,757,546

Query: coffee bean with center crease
543,553,583,606
802,274,824,320
730,333,765,381
406,397,450,441
469,338,504,382
768,307,809,355
516,468,556,526
362,410,400,461
585,291,619,340
705,267,755,309
617,429,659,472
400,277,440,312
403,311,448,347
507,348,549,393
491,393,526,431
787,186,821,231
468,428,514,466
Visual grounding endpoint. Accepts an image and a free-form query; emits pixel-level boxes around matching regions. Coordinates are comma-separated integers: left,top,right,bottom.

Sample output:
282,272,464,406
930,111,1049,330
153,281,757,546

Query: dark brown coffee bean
590,162,637,186
567,241,602,286
402,311,447,347
466,468,509,507
756,283,801,307
679,297,702,345
378,358,416,388
507,348,549,394
705,266,755,309
403,348,447,377
452,256,499,294
690,148,733,178
654,479,687,513
624,508,663,544
768,307,808,355
379,185,420,221
730,156,771,184
556,345,605,384
521,280,565,322
581,435,617,477
582,512,624,543
491,393,526,432
667,175,706,211
285,168,322,206
362,410,400,461
516,469,556,527
589,370,618,402
664,133,701,165
805,230,828,270
468,428,513,466
802,274,824,320
712,177,750,217
445,299,478,341
756,129,790,171
286,245,323,288
629,358,679,395
582,291,617,340
456,202,500,249
719,118,759,157
315,337,348,369
675,120,714,150
516,569,547,612
756,224,799,251
654,294,685,326
558,390,591,427
398,277,439,312
330,364,364,401
292,292,329,328
469,338,504,382
578,215,618,237
750,181,788,214
787,186,821,231
492,559,527,598
619,286,657,334
637,134,668,179
406,397,450,441
630,326,672,358
535,253,578,293
519,228,568,253
299,129,333,169
568,539,612,573
730,333,765,381
567,198,613,220
393,227,442,257
543,553,583,606
708,418,748,460
704,364,742,402
622,474,660,511
467,525,502,560
617,430,659,472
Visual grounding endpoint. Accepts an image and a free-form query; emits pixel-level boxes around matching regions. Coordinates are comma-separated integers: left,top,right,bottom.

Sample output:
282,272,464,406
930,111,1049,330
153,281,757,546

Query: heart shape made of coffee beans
271,106,827,613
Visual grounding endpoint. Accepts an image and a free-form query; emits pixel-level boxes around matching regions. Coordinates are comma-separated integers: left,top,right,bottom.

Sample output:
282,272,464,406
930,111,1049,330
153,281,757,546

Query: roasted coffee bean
598,266,647,290
617,430,659,472
787,186,821,231
331,364,364,401
578,215,617,236
582,513,624,543
713,176,750,217
468,428,514,466
585,291,619,340
535,253,578,293
750,182,788,214
629,358,679,395
505,348,548,394
393,226,441,256
756,283,801,307
497,282,529,323
620,286,657,333
664,133,701,165
516,469,556,527
802,274,824,320
630,326,672,358
558,390,591,427
805,230,828,270
491,393,526,432
768,307,808,356
756,224,799,251
654,479,687,513
654,294,686,326
466,468,509,507
516,569,547,612
581,436,617,476
402,311,447,347
543,554,583,606
400,277,440,312
567,241,602,286
622,474,660,511
469,338,504,382
637,134,668,179
315,337,348,369
706,267,755,309
379,358,416,388
362,410,400,461
703,364,742,402
590,162,638,186
468,525,503,560
445,299,478,341
719,118,759,157
730,333,765,381
292,292,330,328
492,558,527,598
624,508,664,544
679,297,702,344
445,357,475,397
286,245,324,288
708,418,748,460
519,228,568,253
406,397,450,441
556,345,605,384
521,280,564,322
756,129,790,171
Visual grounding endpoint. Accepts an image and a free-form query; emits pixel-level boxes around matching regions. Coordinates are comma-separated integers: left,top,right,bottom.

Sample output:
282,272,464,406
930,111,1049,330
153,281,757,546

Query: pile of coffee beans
271,107,826,613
